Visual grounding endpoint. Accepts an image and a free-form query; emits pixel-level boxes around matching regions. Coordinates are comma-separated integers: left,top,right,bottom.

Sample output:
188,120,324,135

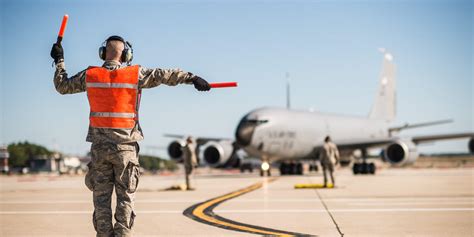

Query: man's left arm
138,67,210,91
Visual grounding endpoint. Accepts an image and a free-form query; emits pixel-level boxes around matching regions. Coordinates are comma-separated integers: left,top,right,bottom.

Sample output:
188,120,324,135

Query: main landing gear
308,163,319,172
352,149,376,175
279,162,303,175
352,159,376,175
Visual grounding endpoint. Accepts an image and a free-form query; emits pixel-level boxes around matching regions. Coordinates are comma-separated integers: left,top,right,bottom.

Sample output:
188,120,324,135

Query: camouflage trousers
85,143,140,237
321,161,335,186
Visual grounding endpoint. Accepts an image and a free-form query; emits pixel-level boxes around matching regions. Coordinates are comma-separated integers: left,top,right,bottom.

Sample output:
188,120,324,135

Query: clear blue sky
1,0,472,157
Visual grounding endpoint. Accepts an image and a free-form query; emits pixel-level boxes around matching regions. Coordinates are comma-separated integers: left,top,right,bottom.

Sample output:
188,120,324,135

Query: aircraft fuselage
236,107,389,163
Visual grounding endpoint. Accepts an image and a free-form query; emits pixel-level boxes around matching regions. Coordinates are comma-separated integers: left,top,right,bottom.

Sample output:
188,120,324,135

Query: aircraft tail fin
369,49,396,122
286,72,291,109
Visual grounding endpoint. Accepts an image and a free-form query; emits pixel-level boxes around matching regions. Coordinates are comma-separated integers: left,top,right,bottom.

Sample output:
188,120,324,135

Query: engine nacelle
469,137,474,154
201,141,234,167
383,139,419,166
167,140,185,161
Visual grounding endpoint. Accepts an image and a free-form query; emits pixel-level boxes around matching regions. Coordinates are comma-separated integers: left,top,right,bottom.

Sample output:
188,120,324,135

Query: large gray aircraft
166,51,474,176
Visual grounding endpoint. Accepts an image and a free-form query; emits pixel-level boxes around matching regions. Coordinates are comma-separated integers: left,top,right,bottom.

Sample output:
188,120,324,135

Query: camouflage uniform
54,60,195,236
319,141,340,186
182,142,197,190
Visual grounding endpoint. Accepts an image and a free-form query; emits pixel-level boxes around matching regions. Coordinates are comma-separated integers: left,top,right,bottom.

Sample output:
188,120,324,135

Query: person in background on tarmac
50,35,210,237
319,136,340,187
183,136,198,190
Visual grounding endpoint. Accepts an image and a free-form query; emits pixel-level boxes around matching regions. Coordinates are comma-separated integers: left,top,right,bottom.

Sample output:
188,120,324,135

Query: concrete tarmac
1,167,473,236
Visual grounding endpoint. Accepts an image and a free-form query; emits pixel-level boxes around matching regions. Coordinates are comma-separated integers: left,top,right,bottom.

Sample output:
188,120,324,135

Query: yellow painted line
186,178,309,236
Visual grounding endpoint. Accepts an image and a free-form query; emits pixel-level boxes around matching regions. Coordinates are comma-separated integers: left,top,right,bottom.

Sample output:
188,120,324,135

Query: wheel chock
294,183,334,189
160,184,188,191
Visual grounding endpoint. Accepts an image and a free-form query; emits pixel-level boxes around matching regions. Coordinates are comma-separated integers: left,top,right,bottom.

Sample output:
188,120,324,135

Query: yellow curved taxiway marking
191,178,296,236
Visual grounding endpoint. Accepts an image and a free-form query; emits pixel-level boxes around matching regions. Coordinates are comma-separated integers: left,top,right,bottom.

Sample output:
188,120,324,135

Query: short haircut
105,40,125,61
324,136,331,142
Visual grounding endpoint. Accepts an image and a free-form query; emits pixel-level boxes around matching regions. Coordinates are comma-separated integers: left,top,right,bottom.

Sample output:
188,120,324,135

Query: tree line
6,141,177,171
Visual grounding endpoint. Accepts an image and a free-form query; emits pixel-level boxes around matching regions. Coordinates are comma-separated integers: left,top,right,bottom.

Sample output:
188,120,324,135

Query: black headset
99,35,133,64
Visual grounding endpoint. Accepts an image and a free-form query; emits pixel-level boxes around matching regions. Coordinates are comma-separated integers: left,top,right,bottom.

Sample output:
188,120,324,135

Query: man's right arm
53,61,86,94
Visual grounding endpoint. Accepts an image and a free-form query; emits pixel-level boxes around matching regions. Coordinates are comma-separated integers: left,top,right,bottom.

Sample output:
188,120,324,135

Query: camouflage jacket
183,143,198,168
54,60,195,144
319,142,340,165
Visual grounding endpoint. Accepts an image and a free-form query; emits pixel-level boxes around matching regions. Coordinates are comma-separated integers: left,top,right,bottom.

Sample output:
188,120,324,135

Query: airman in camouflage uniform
51,36,210,237
182,136,198,190
319,136,340,187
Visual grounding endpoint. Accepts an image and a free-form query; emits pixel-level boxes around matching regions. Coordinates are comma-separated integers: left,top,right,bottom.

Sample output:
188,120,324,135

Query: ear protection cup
121,41,133,63
98,36,133,64
99,45,106,61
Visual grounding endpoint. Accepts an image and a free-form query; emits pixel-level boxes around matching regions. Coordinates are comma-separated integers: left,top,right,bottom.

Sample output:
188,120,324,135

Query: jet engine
202,141,234,167
167,140,185,162
469,137,474,154
383,139,419,166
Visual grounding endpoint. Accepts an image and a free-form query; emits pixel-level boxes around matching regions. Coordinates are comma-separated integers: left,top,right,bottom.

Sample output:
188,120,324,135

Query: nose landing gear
260,162,271,176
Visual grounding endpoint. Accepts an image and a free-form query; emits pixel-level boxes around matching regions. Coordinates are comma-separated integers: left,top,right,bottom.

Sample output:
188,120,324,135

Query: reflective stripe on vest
85,65,140,129
86,82,138,89
90,112,136,118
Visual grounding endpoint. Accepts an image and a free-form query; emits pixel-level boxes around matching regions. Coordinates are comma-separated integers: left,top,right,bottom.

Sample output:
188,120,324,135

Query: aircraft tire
362,163,369,174
353,163,360,174
368,163,376,174
279,163,286,175
296,163,303,175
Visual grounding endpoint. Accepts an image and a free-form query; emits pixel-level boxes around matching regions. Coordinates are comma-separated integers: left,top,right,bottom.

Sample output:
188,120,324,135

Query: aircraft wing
332,132,473,151
332,138,397,151
411,132,474,144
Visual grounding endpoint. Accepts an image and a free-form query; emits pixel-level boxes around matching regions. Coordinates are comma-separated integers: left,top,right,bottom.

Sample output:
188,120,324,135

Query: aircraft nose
235,118,256,146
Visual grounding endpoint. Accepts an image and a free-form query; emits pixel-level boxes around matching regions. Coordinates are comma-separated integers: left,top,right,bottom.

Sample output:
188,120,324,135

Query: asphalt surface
1,167,473,236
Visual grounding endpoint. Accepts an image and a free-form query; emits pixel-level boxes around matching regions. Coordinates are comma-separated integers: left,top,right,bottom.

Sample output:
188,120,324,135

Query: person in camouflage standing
50,35,210,237
183,136,198,190
319,136,340,188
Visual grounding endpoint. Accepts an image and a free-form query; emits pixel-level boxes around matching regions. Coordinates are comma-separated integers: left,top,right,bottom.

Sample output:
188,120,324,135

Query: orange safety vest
85,65,141,129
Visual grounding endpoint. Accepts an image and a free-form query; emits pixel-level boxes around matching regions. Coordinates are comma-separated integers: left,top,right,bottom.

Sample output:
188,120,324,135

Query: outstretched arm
51,43,86,94
139,66,210,91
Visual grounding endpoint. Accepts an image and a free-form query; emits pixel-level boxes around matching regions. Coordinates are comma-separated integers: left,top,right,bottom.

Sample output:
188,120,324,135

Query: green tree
139,155,177,171
7,141,53,167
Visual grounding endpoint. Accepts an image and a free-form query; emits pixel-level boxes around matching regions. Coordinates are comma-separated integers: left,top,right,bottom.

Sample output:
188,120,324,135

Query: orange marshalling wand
56,14,69,44
209,82,238,88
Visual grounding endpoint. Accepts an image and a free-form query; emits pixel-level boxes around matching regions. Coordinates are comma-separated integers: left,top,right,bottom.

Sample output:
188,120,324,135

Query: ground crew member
182,136,198,190
319,136,340,187
50,35,210,237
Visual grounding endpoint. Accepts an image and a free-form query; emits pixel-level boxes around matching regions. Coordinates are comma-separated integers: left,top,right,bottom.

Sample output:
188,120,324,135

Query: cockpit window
244,119,268,125
235,117,268,146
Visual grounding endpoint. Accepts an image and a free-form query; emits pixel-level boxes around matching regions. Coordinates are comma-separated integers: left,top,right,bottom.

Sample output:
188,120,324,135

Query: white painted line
350,202,474,206
1,208,473,215
216,208,474,213
2,197,473,204
0,210,182,215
